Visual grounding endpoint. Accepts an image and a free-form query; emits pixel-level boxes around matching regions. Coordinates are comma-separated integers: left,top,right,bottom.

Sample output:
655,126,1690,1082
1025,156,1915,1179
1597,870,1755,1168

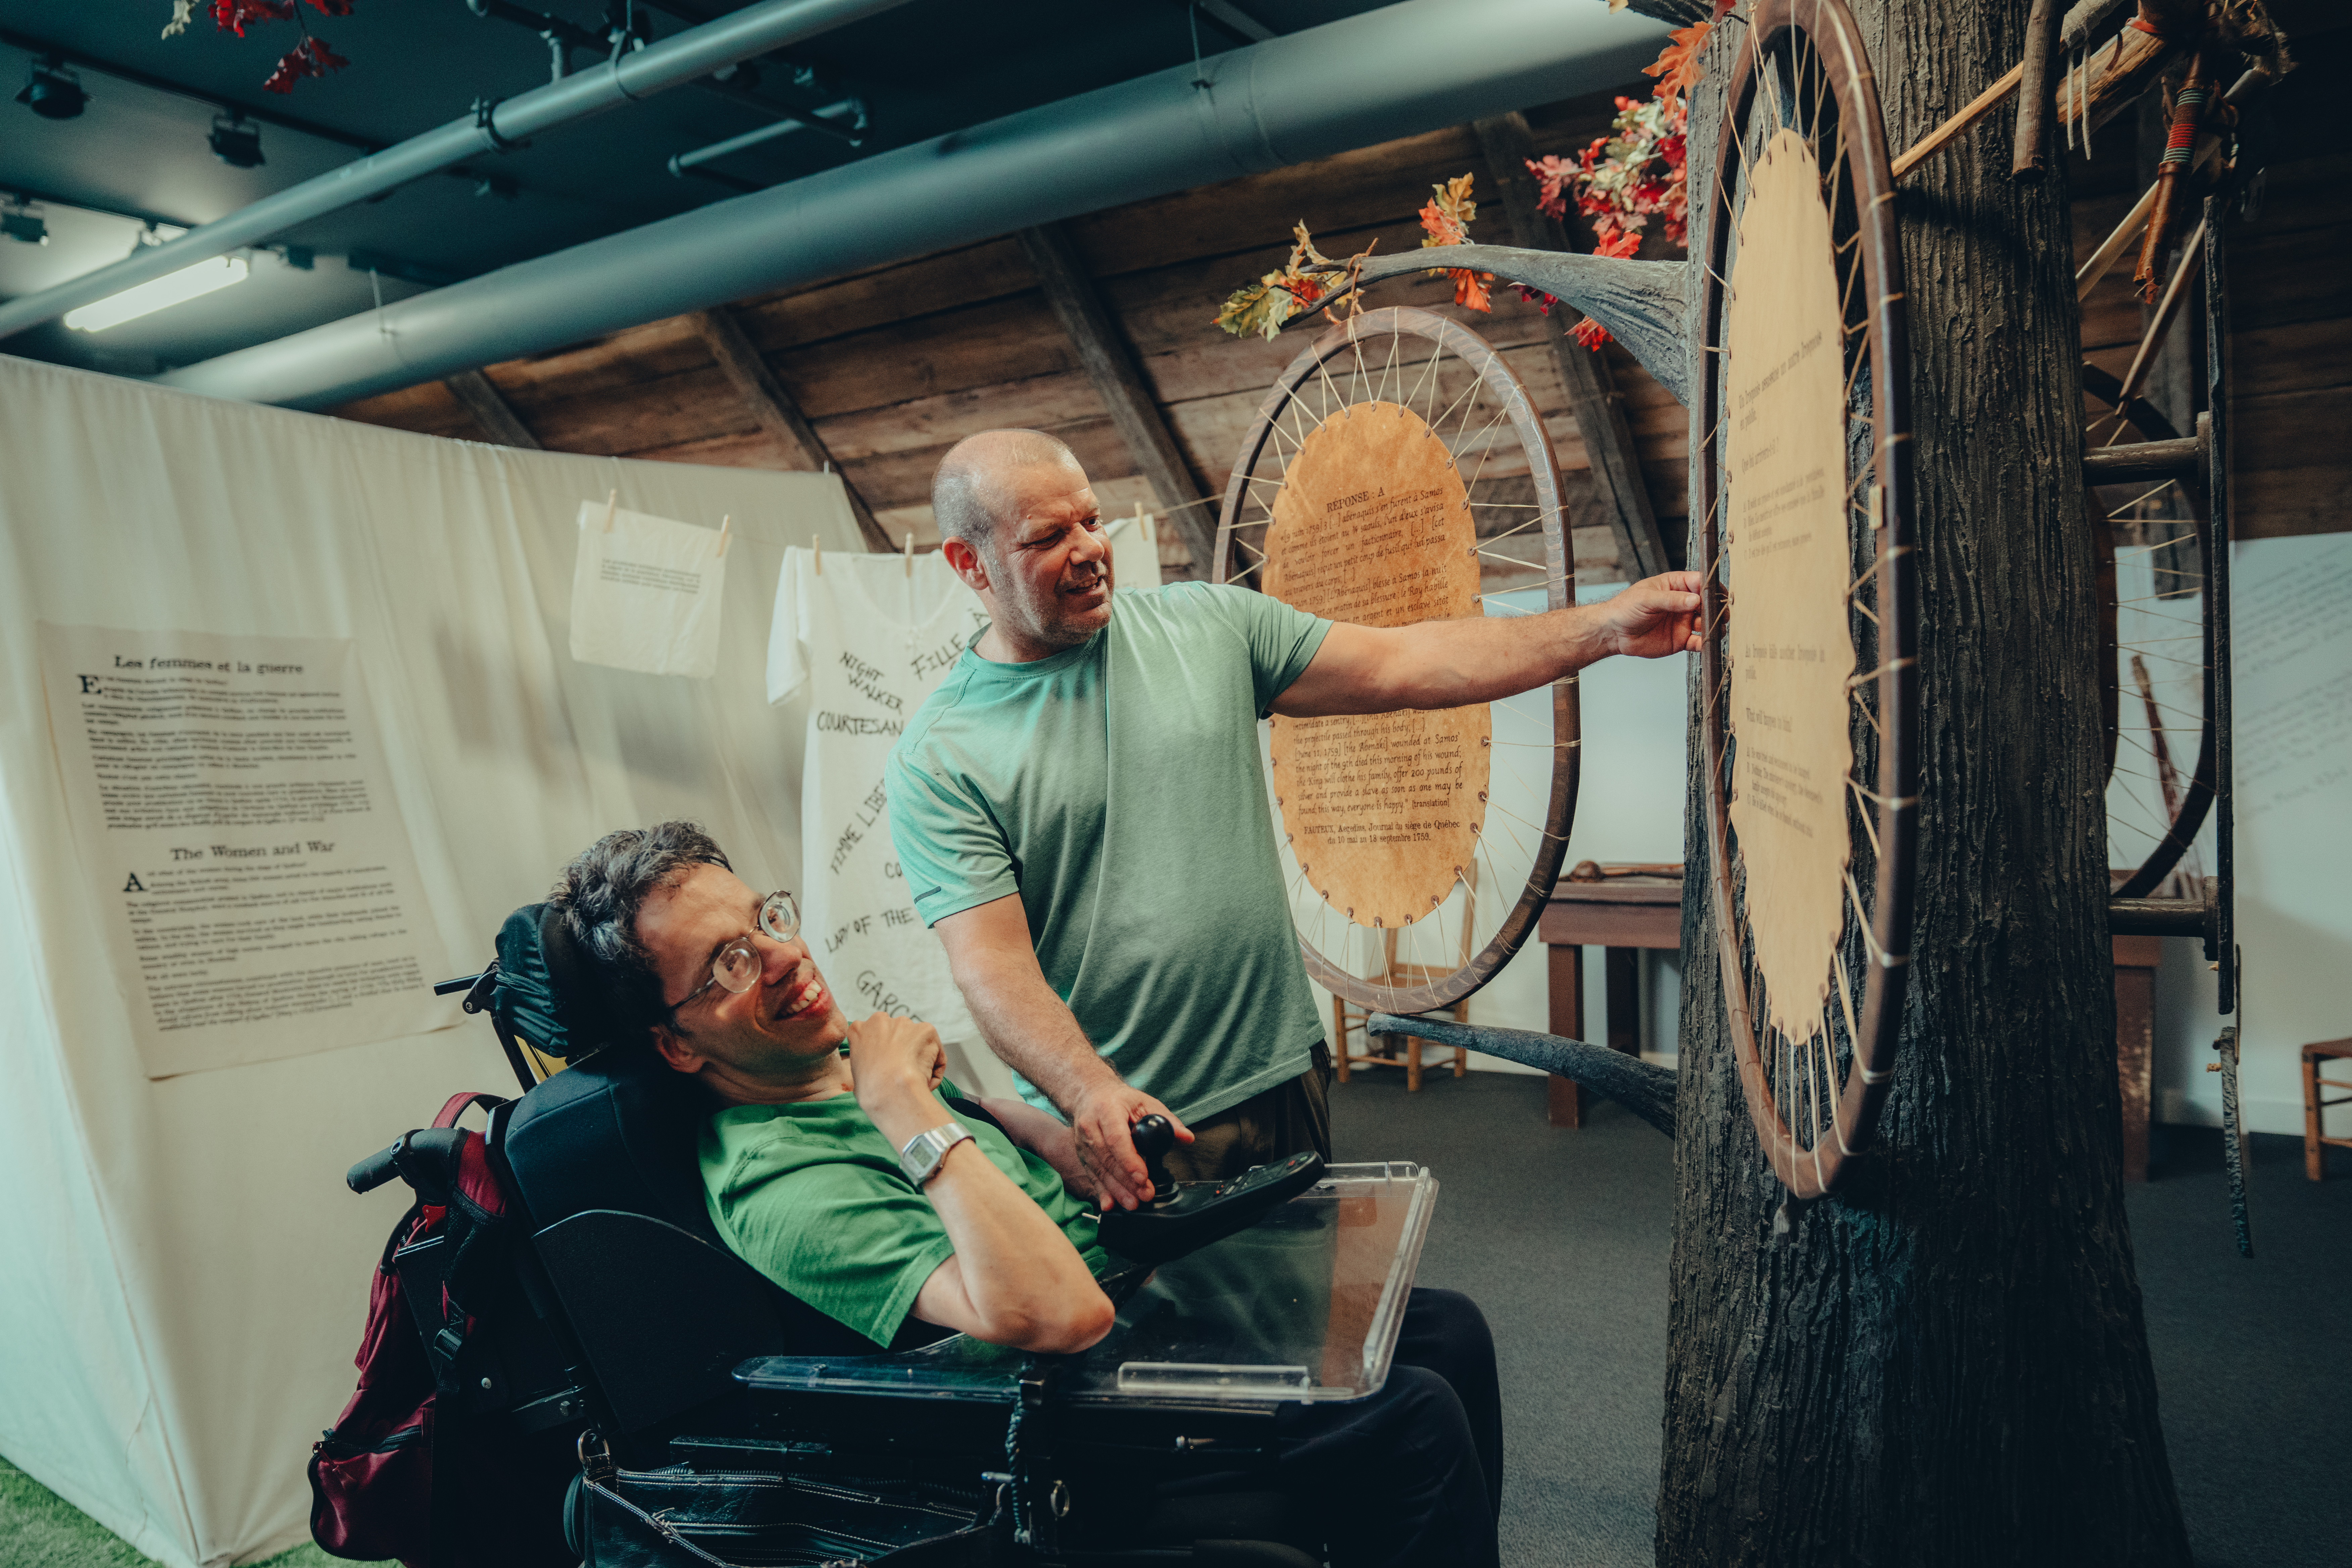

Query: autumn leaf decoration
1640,20,1714,107
166,0,356,96
1213,223,1371,341
1418,173,1494,313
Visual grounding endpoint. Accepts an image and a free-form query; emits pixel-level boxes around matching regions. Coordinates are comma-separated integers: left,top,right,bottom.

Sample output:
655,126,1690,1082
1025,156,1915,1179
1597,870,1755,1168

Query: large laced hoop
1213,305,1579,1016
1696,0,1918,1198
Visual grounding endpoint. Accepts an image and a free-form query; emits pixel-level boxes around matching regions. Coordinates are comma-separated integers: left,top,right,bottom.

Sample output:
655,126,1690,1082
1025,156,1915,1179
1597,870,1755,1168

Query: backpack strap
432,1091,508,1130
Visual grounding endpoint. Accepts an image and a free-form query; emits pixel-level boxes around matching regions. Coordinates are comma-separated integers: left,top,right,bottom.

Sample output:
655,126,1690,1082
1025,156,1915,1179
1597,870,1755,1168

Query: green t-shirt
700,1080,1110,1348
885,582,1333,1125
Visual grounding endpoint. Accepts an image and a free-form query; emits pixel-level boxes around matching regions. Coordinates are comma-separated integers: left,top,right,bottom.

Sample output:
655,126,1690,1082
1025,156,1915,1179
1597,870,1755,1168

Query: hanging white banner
766,546,1011,1096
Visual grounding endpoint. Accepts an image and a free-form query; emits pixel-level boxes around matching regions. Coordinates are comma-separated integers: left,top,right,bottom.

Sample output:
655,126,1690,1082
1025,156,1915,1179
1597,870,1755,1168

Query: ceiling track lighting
15,56,87,120
209,112,266,169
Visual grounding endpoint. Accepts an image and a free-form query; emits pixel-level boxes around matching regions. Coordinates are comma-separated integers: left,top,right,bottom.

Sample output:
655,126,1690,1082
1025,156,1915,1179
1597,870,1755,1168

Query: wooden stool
2302,1038,2352,1181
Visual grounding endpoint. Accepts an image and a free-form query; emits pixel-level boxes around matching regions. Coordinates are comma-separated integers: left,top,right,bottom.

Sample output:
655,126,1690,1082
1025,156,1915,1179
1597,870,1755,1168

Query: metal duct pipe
162,0,1669,410
0,0,913,343
670,101,864,183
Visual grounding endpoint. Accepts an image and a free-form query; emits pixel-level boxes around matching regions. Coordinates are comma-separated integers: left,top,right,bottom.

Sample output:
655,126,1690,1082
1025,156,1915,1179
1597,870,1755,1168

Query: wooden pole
2012,0,2063,181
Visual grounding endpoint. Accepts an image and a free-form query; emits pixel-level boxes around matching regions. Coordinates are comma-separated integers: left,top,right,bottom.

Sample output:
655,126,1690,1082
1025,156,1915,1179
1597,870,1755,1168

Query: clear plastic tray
735,1161,1437,1408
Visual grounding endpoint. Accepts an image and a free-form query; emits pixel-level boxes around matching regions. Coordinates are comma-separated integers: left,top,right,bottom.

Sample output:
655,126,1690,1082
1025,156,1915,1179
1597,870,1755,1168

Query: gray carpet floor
1328,1069,2349,1568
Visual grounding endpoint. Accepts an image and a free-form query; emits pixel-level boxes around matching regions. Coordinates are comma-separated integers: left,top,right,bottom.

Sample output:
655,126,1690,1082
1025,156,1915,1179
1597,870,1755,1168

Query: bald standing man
885,430,1702,1210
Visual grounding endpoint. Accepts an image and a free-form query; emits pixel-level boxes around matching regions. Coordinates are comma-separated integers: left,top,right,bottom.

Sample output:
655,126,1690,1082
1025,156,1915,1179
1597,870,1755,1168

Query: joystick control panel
1094,1114,1326,1264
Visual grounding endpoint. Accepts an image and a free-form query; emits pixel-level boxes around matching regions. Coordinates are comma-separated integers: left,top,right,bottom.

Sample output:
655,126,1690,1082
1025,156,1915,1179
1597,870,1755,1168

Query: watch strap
899,1121,972,1187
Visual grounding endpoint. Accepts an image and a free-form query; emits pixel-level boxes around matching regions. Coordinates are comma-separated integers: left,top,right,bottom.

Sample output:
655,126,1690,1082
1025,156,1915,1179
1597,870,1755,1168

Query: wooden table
1542,878,2165,1179
1540,877,1683,1128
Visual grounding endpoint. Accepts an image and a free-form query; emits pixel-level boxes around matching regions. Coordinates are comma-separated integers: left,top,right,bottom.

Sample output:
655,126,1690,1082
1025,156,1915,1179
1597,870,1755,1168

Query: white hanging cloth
569,497,730,678
1105,506,1164,592
766,546,1012,1097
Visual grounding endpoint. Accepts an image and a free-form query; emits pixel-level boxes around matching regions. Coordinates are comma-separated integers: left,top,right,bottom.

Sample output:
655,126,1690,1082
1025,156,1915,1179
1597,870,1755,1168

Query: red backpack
309,1091,533,1566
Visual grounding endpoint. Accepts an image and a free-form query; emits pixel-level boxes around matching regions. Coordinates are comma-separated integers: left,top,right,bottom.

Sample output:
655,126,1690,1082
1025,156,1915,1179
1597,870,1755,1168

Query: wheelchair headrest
484,901,650,1062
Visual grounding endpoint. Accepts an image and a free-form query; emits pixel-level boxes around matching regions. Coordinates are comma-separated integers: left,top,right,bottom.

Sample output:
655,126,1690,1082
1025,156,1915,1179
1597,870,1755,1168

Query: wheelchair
354,903,1441,1567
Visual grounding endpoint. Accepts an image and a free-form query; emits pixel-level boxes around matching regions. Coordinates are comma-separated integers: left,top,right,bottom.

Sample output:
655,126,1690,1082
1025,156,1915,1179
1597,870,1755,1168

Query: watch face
904,1123,965,1185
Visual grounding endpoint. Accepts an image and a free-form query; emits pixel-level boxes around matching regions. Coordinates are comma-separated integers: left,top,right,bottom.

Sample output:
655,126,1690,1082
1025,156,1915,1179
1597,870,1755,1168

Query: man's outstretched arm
1271,570,1704,718
933,893,1192,1212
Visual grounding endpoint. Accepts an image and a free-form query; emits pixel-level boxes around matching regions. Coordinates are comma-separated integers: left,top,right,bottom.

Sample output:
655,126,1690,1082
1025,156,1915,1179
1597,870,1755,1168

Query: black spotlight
209,112,264,168
0,207,46,246
15,58,86,121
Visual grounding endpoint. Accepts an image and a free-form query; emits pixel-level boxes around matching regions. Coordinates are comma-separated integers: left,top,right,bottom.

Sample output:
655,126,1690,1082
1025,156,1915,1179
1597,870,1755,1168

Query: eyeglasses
668,890,801,1016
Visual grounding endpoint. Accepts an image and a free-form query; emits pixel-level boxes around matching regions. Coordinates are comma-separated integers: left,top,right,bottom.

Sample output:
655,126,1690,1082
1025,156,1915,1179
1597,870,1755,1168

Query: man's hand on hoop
1595,571,1706,658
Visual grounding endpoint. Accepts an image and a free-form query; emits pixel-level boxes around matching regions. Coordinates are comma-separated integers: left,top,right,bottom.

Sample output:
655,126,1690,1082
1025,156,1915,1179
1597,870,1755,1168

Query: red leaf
262,33,350,93
213,0,296,37
1571,317,1613,351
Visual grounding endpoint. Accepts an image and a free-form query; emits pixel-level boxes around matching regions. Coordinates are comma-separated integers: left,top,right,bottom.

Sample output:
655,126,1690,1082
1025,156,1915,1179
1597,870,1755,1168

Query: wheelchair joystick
1096,1115,1327,1264
1130,1114,1178,1206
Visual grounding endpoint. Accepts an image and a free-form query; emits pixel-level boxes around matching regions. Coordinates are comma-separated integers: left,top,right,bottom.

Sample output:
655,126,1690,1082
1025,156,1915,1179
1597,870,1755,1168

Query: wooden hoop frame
1696,0,1918,1197
1214,305,1580,1015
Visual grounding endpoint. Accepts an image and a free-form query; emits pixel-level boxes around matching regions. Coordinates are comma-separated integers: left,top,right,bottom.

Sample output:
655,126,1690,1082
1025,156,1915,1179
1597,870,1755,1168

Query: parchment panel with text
1264,402,1490,931
38,625,449,1078
1725,128,1858,1042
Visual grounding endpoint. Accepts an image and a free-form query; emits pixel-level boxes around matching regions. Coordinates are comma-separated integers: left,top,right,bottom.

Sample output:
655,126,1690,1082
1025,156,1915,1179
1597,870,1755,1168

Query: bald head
931,429,1082,558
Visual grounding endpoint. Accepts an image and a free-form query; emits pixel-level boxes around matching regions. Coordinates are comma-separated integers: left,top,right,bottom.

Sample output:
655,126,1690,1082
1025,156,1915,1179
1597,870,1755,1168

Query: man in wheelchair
360,821,1502,1568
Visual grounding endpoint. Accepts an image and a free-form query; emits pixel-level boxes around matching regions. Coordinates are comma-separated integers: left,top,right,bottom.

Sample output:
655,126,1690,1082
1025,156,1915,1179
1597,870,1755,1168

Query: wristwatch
898,1121,972,1188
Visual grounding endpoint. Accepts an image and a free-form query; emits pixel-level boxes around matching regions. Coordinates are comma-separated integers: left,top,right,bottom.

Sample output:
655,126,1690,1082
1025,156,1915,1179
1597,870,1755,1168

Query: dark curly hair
546,820,731,1049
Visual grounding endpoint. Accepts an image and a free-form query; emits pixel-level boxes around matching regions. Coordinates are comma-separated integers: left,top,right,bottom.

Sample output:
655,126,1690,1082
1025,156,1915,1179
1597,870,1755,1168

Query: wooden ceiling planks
330,87,1651,490
332,86,1667,577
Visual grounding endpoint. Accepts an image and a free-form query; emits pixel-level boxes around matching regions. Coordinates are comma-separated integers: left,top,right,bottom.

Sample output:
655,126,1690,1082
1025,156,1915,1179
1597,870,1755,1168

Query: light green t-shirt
885,582,1333,1125
700,1080,1110,1348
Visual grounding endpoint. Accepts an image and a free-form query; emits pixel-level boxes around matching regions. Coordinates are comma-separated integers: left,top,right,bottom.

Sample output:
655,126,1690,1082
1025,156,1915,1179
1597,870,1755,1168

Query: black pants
1166,1287,1503,1568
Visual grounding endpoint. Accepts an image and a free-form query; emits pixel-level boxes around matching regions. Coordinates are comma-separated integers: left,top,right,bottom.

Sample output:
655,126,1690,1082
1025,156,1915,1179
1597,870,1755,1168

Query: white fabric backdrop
0,354,870,1567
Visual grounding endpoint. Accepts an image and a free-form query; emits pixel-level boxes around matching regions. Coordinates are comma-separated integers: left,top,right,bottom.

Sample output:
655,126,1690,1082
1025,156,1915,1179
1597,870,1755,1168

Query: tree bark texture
1656,5,2192,1565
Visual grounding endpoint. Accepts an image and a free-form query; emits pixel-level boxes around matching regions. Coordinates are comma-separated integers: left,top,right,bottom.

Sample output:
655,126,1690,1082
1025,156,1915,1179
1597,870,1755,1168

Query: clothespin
904,530,915,578
811,533,822,576
716,514,731,557
601,489,618,534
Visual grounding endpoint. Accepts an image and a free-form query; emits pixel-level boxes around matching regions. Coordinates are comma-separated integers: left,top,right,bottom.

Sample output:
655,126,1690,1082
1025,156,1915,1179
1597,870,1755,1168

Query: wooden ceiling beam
687,306,896,552
1472,111,1672,581
442,369,542,450
1018,222,1215,577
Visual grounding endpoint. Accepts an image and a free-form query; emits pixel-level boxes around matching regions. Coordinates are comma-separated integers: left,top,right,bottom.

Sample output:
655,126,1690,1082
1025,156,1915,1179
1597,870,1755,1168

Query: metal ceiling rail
0,0,914,344
159,0,1669,410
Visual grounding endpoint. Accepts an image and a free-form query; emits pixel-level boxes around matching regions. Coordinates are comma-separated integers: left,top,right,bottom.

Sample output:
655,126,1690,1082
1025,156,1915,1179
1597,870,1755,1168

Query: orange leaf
1640,21,1711,105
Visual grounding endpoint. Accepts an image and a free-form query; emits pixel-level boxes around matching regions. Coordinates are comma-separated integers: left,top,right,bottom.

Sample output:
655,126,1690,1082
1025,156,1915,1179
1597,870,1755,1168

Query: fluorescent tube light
64,255,249,332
